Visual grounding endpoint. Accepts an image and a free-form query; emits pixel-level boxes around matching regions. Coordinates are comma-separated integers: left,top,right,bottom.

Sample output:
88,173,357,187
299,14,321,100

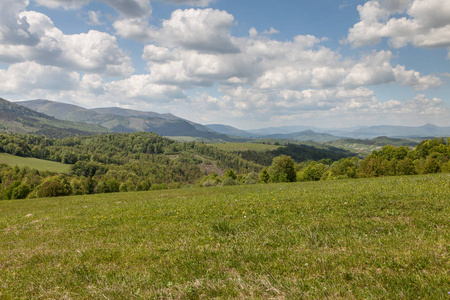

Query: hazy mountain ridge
14,99,450,141
0,98,109,138
18,99,239,141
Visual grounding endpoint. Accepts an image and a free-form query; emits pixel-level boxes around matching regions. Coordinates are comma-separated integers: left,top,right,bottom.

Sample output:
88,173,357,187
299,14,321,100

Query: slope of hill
0,152,70,173
2,175,448,298
18,99,241,141
0,98,109,138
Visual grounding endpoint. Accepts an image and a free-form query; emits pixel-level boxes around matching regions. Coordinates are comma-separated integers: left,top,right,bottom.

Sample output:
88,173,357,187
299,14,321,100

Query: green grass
1,174,449,299
213,142,283,152
0,153,71,173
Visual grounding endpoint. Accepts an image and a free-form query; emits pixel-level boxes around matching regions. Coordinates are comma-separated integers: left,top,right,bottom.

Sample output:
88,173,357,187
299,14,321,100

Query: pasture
0,152,71,173
0,174,449,298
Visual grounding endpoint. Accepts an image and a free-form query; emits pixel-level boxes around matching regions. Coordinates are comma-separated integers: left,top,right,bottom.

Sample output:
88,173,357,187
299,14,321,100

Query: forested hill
0,98,109,138
0,132,261,196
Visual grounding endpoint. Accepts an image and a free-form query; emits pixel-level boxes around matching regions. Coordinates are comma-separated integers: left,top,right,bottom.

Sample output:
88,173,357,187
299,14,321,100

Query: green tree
268,155,296,182
258,168,270,183
297,162,328,181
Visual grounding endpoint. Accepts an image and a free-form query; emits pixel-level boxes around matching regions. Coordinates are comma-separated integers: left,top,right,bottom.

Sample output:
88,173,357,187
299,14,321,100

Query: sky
0,0,449,130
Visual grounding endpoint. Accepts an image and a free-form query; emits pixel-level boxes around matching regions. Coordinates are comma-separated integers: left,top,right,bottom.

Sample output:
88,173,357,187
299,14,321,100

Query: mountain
343,124,450,138
206,124,256,138
246,124,450,139
0,98,109,138
247,125,322,135
262,130,342,142
18,99,243,141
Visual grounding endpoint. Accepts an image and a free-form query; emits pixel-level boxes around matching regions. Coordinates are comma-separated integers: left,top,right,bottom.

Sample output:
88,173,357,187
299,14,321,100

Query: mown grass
0,152,71,173
0,174,449,299
213,142,283,152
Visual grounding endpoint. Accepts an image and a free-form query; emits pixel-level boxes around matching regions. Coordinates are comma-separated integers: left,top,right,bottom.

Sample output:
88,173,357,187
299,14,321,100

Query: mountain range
0,98,109,138
1,97,449,141
18,99,240,141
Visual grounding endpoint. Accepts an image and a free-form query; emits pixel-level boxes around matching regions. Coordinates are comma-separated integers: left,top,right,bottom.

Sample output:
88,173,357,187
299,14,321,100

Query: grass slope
0,153,71,173
1,175,449,298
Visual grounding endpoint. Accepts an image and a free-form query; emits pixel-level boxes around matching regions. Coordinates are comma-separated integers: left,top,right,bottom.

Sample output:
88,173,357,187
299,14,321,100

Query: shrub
221,177,236,186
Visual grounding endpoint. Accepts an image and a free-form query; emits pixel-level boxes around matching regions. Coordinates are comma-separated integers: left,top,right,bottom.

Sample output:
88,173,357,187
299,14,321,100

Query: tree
297,161,328,181
268,155,296,182
224,169,237,180
258,168,270,183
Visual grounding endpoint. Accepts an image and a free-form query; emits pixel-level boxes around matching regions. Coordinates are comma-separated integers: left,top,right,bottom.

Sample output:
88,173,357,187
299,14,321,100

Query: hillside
18,99,242,141
0,132,262,199
0,153,70,173
214,142,354,166
1,175,448,298
0,98,109,138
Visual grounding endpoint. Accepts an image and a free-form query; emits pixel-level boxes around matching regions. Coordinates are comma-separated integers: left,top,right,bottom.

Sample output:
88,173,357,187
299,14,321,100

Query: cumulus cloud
346,0,450,50
0,7,133,76
0,0,39,46
0,62,79,93
115,8,239,53
341,50,441,89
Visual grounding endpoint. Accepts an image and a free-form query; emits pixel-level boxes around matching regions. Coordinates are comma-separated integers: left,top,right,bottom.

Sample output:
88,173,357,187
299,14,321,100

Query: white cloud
0,62,79,93
87,11,103,26
0,0,39,46
341,50,441,90
115,8,239,53
0,7,133,76
346,0,450,49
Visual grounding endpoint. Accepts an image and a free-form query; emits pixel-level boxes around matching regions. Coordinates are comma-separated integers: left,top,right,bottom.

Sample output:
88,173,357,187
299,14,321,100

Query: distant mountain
262,130,342,142
0,98,109,138
344,124,450,138
206,124,256,138
18,99,242,141
246,124,450,139
247,125,322,135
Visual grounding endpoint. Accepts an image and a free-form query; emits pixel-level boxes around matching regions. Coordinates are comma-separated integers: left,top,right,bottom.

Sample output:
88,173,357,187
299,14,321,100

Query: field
0,152,71,173
213,142,283,152
0,174,449,299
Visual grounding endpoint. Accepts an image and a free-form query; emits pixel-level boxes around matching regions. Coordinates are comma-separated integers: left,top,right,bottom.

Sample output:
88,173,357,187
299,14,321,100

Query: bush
37,181,71,198
221,177,236,186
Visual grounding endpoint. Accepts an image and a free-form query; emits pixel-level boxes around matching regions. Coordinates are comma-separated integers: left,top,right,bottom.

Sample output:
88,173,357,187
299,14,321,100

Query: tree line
1,133,449,199
0,132,261,199
198,138,450,186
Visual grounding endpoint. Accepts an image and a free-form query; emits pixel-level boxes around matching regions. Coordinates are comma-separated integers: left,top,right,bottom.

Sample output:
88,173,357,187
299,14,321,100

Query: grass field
0,174,449,298
0,152,71,173
213,142,283,152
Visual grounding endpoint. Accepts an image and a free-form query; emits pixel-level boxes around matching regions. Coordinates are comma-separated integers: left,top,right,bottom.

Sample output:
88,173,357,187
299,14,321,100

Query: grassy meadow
0,152,71,173
0,174,449,299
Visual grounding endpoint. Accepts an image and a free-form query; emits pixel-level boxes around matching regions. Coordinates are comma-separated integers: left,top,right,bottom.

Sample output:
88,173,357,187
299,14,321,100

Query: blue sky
1,0,449,129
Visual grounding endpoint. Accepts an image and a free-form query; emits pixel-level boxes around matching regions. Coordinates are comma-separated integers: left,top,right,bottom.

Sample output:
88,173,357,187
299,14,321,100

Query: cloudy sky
1,0,449,129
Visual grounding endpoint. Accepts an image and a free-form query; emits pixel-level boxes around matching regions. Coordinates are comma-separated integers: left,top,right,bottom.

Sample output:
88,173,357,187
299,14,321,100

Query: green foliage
37,177,72,198
11,183,31,199
236,143,353,166
297,161,328,181
221,177,236,186
224,169,237,180
268,155,296,182
258,168,270,183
